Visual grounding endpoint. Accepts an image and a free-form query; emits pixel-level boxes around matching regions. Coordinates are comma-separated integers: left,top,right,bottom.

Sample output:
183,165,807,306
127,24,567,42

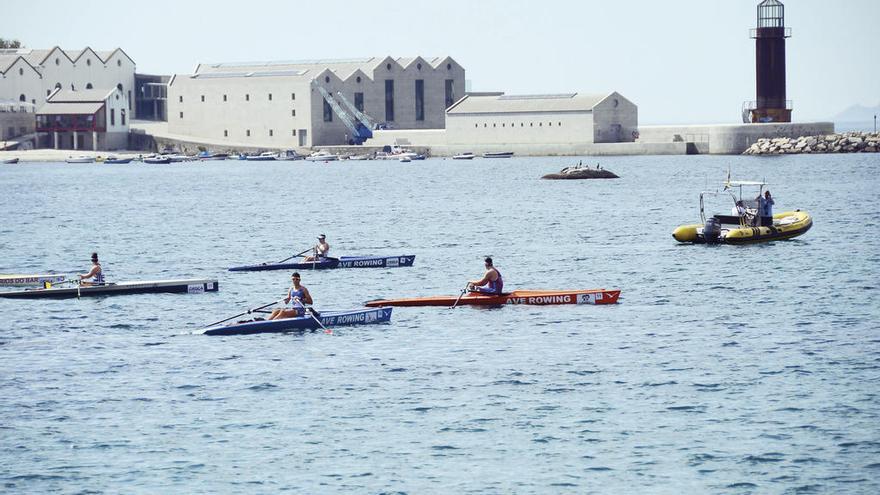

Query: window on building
558,122,562,126
386,63,391,71
354,92,364,112
87,59,91,66
291,109,296,117
47,89,51,96
201,95,205,102
291,93,295,100
224,130,228,137
415,80,424,121
493,124,496,128
268,93,273,101
502,123,505,127
179,96,183,103
121,109,126,125
447,63,452,70
385,80,394,121
178,111,182,119
223,94,227,102
484,123,487,128
292,129,296,136
18,68,23,76
324,76,330,83
269,129,273,136
323,99,333,122
19,94,25,102
128,90,132,110
475,124,478,128
539,122,542,126
245,94,250,101
86,83,93,89
445,79,455,109
356,76,362,83
246,129,251,137
549,122,552,126
55,58,59,66
117,59,121,67
117,83,123,92
111,109,116,125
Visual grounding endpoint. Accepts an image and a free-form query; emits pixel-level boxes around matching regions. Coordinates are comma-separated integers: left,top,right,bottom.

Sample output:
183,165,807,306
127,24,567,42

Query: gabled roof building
0,47,135,111
167,56,465,147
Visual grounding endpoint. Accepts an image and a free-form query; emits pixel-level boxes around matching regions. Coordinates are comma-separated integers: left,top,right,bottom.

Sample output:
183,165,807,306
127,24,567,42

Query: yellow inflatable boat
673,176,813,244
673,210,812,244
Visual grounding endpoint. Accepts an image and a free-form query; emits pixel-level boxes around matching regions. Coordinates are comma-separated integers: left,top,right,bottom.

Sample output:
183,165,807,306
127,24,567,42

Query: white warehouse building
445,92,638,150
0,47,135,109
166,56,465,148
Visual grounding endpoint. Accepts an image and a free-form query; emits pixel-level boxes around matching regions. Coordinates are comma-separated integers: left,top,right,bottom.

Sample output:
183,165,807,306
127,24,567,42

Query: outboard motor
703,217,722,243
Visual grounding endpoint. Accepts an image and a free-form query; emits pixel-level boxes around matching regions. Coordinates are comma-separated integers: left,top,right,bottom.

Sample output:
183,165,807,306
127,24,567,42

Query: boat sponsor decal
506,295,573,305
341,258,386,268
187,284,205,294
387,257,399,267
328,312,367,325
576,293,595,304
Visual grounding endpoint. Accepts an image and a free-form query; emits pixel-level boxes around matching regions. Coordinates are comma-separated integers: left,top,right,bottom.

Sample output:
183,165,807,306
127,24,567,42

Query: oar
43,278,79,289
276,247,314,264
205,299,282,328
306,307,331,334
450,284,471,309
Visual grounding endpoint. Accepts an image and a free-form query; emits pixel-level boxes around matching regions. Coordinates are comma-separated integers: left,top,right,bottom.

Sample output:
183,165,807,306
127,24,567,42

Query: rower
468,257,503,295
303,234,330,262
79,252,105,286
268,272,314,320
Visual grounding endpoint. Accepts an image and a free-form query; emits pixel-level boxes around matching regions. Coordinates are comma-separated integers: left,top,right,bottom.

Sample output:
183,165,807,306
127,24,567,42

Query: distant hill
832,103,880,122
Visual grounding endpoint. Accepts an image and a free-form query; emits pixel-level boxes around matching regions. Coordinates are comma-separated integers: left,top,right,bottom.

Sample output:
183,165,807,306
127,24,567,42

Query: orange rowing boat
365,289,620,307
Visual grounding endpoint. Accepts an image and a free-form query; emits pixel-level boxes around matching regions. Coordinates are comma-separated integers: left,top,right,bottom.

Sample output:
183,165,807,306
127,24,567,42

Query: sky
5,0,879,124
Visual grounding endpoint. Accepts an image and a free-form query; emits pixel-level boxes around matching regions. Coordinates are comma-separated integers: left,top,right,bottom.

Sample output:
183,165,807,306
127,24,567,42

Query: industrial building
0,47,135,109
166,56,465,147
445,92,638,147
36,87,130,150
0,46,135,149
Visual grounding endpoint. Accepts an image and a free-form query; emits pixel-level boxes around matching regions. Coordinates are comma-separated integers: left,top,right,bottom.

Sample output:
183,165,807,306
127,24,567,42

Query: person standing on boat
732,200,746,217
304,234,330,262
79,252,105,286
757,190,774,226
268,272,314,320
468,257,503,295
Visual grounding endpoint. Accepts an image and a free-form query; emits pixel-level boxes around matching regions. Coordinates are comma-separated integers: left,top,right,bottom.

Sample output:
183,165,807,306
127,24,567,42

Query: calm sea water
1,153,878,493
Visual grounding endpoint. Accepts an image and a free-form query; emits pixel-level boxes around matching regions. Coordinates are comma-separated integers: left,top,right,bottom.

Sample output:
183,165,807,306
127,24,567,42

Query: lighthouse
745,0,792,123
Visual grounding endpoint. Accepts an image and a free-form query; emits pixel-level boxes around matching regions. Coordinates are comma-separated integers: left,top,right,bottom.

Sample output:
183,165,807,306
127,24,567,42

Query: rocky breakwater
743,131,880,155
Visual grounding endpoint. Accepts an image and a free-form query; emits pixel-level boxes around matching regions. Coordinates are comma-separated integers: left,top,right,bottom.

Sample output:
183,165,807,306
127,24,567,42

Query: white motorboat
452,152,475,160
65,156,95,164
245,152,278,161
305,150,339,162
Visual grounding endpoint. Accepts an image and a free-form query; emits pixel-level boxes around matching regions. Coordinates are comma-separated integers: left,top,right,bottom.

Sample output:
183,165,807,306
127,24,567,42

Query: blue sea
1,154,878,493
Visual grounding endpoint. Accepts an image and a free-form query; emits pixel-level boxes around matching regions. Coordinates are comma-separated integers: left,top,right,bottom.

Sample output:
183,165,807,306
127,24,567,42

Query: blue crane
314,84,372,145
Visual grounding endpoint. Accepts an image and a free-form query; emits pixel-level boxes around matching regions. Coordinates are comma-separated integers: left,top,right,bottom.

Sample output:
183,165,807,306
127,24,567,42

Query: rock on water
542,168,619,180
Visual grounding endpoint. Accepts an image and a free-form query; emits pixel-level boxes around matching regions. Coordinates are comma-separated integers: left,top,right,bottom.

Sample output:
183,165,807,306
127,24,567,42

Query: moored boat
365,289,621,307
0,273,67,287
245,152,278,161
452,152,475,160
2,157,20,164
672,176,812,244
143,156,172,164
0,278,218,299
199,307,393,336
482,151,514,158
229,255,416,272
305,150,339,162
65,156,95,163
103,157,133,164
